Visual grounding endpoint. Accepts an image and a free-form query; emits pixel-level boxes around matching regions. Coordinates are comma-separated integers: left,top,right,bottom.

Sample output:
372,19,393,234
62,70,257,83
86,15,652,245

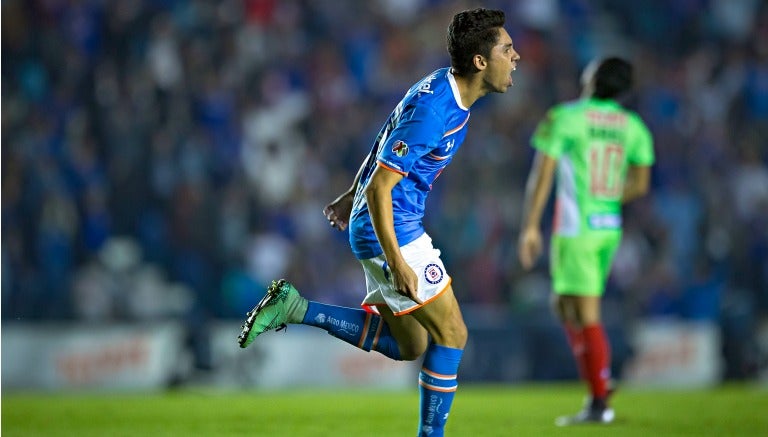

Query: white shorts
360,233,452,316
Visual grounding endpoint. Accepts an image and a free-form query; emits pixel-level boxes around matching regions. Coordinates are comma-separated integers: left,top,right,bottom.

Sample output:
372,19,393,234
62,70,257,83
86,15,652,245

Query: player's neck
452,72,485,108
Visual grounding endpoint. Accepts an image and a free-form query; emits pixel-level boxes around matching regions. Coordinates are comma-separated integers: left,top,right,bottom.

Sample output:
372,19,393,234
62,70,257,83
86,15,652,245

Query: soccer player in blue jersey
238,8,519,436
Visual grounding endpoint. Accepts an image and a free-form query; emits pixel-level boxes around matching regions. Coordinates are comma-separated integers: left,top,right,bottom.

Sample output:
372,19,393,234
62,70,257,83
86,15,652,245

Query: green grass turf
3,384,766,436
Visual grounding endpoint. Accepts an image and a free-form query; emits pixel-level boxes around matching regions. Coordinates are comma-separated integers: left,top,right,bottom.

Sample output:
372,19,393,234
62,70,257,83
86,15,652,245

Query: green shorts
550,233,621,296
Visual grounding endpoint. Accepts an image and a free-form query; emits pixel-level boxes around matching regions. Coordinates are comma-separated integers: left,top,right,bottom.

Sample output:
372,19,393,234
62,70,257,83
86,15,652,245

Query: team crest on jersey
424,263,443,284
392,140,409,157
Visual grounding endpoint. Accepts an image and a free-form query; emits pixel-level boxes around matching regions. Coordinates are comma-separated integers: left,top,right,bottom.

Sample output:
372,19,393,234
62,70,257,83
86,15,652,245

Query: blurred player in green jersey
517,57,654,425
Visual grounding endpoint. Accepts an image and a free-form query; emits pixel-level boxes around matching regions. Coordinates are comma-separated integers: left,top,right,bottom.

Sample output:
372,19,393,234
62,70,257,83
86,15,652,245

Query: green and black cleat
237,279,307,348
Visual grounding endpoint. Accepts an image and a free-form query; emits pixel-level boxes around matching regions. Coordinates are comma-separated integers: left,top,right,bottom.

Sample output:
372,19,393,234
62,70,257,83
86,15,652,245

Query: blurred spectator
2,0,767,378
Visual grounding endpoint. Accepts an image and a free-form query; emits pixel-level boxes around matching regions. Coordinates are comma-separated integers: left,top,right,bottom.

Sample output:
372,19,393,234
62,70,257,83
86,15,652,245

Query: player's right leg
554,295,614,426
408,285,468,437
361,233,466,436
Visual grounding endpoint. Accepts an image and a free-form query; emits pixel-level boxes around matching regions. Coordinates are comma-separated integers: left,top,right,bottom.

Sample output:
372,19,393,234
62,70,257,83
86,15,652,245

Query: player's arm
518,151,557,270
323,152,371,231
365,165,423,304
622,117,654,204
622,165,650,204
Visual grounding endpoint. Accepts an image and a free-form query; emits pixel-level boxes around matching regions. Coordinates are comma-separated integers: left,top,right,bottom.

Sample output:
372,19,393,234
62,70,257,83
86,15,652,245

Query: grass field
3,384,767,436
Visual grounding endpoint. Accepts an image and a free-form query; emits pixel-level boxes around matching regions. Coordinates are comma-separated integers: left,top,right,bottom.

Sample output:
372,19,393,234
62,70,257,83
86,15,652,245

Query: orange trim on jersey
393,277,453,316
376,161,406,175
421,367,457,380
418,380,458,392
443,114,470,138
371,317,384,350
428,152,451,160
357,313,372,348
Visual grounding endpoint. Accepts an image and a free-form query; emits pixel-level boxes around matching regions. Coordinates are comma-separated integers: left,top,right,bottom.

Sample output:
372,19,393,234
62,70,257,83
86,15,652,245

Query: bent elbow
363,183,378,202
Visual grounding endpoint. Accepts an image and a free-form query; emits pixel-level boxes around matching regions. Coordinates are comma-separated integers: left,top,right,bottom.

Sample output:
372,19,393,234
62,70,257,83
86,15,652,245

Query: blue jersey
349,67,471,259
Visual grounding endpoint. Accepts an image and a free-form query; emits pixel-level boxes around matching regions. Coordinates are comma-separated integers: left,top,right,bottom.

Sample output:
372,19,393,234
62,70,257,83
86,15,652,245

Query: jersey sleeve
377,103,444,175
531,105,568,158
627,115,655,166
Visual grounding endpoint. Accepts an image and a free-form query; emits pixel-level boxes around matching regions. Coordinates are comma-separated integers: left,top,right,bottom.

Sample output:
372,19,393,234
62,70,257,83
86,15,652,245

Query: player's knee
552,301,568,322
433,318,468,349
399,339,428,361
453,319,468,348
552,295,576,324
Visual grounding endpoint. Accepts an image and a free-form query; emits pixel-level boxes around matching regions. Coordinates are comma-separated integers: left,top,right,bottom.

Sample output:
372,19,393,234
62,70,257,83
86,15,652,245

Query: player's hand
390,260,423,305
323,192,354,231
518,227,542,271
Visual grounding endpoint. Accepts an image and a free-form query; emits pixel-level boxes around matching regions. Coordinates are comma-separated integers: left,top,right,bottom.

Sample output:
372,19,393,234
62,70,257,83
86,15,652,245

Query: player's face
483,28,520,93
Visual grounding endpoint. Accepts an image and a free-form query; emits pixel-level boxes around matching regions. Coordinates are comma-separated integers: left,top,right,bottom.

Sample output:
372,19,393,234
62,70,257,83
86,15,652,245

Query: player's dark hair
448,8,506,76
593,57,633,99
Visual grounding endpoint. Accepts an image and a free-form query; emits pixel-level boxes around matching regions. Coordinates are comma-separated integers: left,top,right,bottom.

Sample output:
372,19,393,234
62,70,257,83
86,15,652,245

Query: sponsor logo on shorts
392,140,409,157
424,263,443,284
314,313,326,324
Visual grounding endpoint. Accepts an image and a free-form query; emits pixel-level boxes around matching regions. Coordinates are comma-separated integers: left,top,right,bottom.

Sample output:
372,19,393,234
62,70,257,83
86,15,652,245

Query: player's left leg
300,299,405,359
237,279,308,348
552,295,588,382
237,279,404,360
551,235,617,425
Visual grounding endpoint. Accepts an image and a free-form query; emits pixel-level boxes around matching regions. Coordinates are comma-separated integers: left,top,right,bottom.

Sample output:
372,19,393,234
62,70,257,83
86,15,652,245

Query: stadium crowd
3,0,767,379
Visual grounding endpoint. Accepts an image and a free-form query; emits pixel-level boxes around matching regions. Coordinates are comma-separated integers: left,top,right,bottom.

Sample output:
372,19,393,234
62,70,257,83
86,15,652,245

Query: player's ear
473,54,487,71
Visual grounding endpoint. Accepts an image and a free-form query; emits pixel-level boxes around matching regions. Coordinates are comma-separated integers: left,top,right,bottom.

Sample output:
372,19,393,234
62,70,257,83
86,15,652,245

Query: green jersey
532,98,654,237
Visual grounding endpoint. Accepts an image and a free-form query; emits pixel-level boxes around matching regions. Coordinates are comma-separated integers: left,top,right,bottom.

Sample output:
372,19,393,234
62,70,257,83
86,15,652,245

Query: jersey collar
447,69,469,111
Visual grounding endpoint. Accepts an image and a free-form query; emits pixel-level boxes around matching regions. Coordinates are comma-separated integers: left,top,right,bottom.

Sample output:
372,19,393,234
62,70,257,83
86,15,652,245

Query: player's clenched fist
323,191,354,231
518,227,542,270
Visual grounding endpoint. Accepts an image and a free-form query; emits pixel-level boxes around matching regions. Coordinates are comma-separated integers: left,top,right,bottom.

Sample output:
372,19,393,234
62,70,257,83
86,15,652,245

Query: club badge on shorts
424,263,444,284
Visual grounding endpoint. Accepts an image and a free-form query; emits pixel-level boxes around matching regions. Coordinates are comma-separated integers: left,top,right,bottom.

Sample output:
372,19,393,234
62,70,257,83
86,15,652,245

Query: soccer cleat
555,397,615,426
237,279,308,348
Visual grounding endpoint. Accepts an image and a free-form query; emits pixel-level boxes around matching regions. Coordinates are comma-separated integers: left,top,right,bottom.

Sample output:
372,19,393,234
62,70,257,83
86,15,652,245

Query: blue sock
418,343,463,437
302,301,401,360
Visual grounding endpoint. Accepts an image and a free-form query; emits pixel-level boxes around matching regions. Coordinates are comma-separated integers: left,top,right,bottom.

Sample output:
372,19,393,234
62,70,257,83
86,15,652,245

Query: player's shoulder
408,68,452,99
624,108,646,124
406,68,462,118
621,107,650,132
545,99,583,122
557,98,589,113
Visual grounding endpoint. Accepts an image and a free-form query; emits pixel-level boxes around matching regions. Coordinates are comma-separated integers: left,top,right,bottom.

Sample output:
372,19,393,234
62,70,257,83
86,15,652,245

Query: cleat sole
237,281,287,348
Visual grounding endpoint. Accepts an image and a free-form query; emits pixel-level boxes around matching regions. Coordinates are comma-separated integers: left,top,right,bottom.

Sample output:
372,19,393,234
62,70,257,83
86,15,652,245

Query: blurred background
2,0,767,390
